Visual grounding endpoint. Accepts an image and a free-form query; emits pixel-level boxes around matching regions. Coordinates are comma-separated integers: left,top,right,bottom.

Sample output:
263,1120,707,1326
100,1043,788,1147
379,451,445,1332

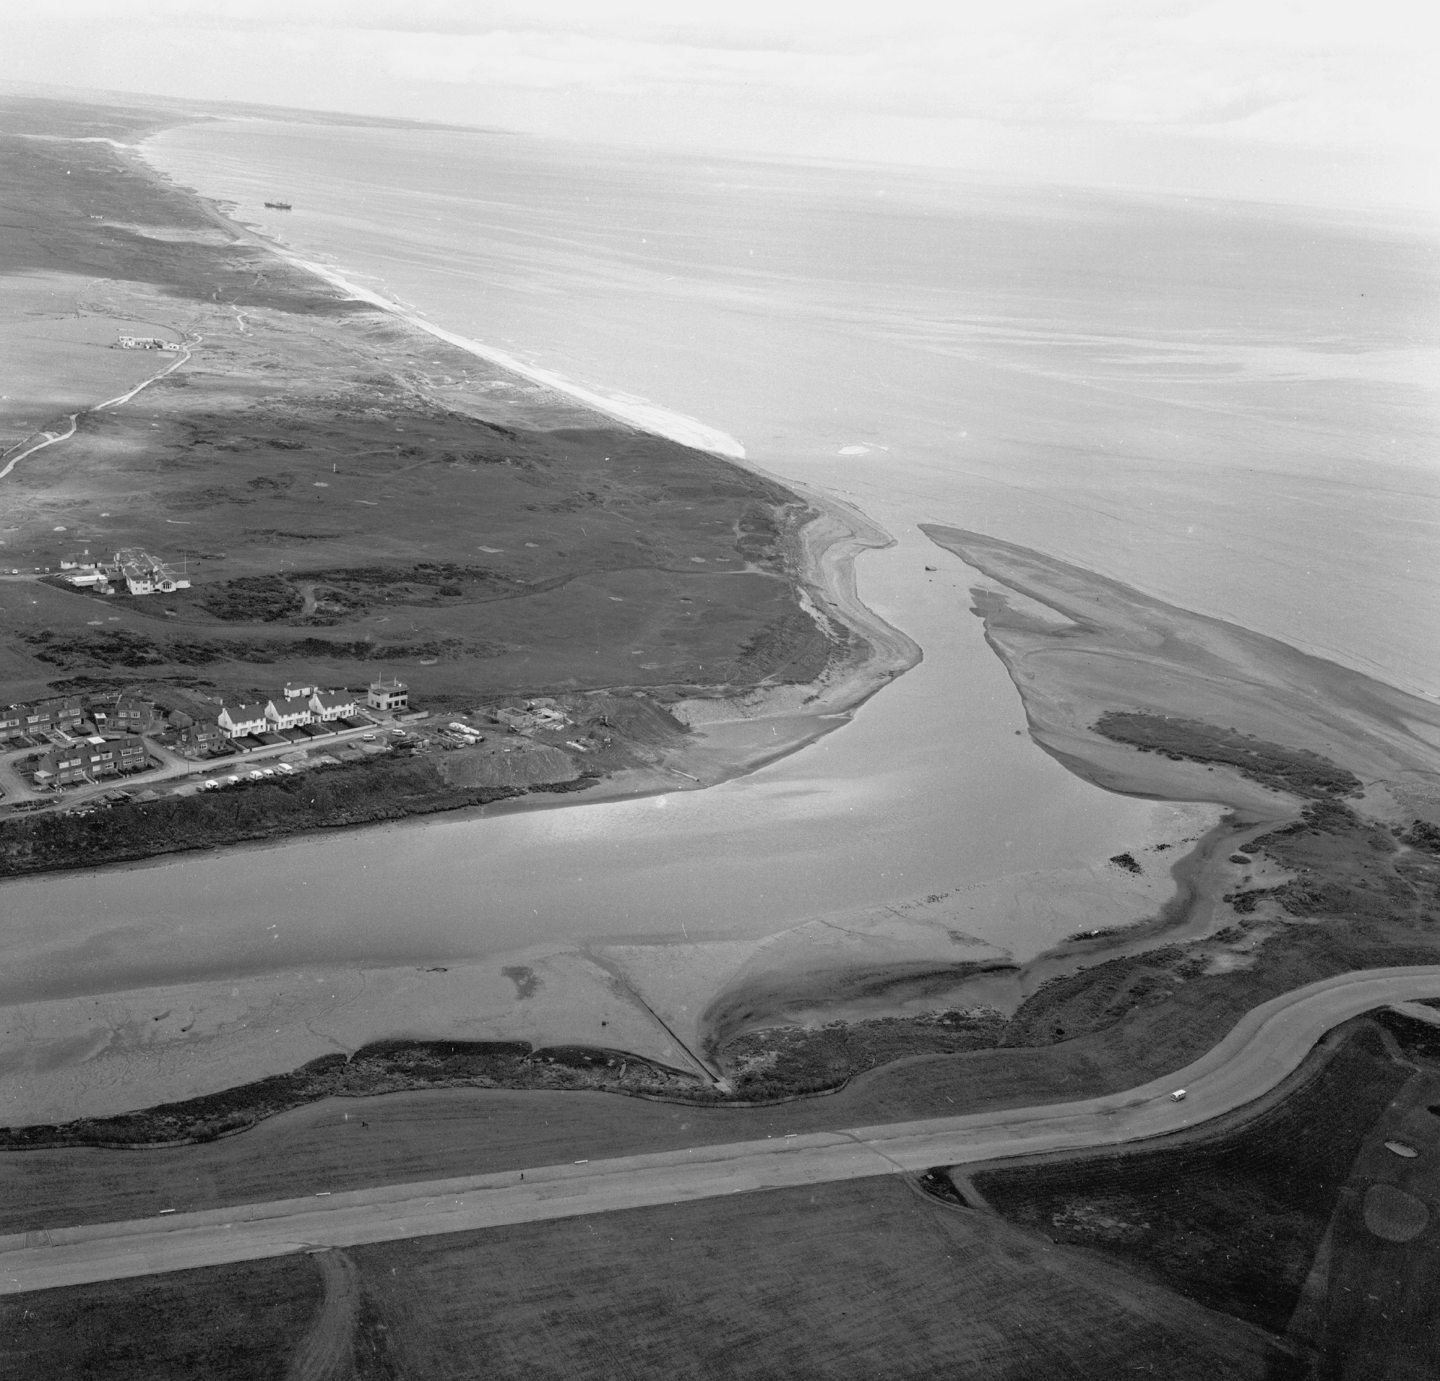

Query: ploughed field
0,98,831,713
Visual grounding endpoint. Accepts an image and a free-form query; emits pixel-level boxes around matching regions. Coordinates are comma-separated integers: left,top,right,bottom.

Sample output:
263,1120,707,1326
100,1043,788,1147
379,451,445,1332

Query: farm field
0,1177,1299,1380
0,1256,321,1381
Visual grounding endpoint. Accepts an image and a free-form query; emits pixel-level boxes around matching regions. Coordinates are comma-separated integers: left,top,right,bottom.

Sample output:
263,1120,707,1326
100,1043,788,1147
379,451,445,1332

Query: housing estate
217,701,270,738
33,735,148,787
214,685,369,740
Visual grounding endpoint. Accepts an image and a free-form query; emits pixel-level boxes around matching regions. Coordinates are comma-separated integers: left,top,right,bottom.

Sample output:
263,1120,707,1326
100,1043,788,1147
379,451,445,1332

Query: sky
3,0,1437,210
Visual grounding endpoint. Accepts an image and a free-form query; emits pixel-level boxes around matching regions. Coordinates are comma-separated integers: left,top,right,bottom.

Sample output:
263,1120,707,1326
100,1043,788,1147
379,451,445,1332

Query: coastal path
3,966,1438,1295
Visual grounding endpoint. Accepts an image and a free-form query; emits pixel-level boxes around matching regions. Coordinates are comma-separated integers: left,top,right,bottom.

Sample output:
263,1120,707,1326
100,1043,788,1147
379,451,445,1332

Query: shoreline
130,135,748,462
113,132,923,806
1,116,1370,1131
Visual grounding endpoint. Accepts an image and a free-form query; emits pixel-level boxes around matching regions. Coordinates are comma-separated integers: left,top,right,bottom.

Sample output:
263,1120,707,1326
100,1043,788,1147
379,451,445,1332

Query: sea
5,119,1439,1003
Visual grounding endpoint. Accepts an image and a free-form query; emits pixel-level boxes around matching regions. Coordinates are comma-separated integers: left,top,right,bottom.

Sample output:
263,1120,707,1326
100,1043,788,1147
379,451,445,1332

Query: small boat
264,200,293,210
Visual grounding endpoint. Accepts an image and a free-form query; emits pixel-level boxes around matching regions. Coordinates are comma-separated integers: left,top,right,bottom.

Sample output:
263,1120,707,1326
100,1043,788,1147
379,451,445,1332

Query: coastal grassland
0,98,354,314
0,1255,323,1381
970,1019,1412,1335
0,1040,702,1153
0,99,841,721
713,1006,1009,1099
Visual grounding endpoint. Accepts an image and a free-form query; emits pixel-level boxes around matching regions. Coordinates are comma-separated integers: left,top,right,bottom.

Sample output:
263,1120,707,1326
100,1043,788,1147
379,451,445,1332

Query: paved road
3,966,1438,1295
0,722,388,811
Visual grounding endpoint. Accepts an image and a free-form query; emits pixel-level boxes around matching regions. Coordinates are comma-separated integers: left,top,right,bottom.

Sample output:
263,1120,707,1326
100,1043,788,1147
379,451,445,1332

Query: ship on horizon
264,200,292,210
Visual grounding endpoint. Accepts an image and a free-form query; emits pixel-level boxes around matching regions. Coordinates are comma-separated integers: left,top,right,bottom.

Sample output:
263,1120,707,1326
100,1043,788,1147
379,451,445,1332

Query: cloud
10,0,1437,151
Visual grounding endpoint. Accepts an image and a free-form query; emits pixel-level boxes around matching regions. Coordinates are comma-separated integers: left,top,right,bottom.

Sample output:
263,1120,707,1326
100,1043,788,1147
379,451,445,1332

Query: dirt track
285,1249,359,1381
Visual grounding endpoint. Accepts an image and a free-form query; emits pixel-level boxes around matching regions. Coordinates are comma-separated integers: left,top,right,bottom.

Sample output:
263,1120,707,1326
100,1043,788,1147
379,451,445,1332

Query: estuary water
6,121,1439,1003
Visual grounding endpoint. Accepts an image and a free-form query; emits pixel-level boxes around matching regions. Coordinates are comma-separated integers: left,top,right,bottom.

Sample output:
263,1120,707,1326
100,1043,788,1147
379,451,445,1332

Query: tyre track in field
286,1248,360,1381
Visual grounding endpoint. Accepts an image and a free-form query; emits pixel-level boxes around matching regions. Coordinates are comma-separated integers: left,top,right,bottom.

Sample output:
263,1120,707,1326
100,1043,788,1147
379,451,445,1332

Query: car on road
1170,1089,1187,1101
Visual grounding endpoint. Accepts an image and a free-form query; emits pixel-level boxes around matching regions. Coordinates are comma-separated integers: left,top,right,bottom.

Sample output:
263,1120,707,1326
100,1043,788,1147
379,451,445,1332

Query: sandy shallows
923,525,1440,825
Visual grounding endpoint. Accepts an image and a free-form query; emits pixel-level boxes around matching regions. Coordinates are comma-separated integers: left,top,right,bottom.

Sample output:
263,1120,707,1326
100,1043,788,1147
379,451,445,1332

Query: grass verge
971,1019,1411,1334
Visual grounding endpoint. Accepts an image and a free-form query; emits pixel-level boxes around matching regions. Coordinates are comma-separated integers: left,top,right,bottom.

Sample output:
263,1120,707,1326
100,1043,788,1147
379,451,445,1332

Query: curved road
3,966,1439,1295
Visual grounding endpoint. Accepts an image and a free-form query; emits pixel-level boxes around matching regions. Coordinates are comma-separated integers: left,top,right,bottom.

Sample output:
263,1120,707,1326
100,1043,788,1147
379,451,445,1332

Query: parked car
277,763,295,774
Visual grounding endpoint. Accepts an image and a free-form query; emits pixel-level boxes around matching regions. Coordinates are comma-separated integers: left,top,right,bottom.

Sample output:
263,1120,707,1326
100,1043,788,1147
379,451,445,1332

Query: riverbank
5,524,1438,1131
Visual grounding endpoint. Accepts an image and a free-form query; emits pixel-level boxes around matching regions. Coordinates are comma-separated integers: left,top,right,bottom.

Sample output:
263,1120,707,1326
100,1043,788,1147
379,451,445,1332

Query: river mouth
6,117,1438,1126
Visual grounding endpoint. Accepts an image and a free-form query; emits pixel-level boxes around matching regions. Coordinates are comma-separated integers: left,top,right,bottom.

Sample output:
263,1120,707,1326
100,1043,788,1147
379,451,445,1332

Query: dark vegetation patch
1374,1008,1440,1063
1109,851,1142,874
0,755,523,881
21,627,473,668
197,574,304,622
1239,801,1439,925
726,606,835,683
0,1255,324,1381
1094,712,1362,798
0,1041,702,1150
1221,885,1282,914
974,1021,1412,1333
716,1008,1008,1100
1003,946,1203,1047
298,562,524,623
1400,819,1440,853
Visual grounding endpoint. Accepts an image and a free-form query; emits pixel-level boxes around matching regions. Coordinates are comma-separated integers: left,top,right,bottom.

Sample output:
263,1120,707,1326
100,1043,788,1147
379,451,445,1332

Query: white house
265,698,313,731
367,677,409,712
309,689,358,722
218,702,269,738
